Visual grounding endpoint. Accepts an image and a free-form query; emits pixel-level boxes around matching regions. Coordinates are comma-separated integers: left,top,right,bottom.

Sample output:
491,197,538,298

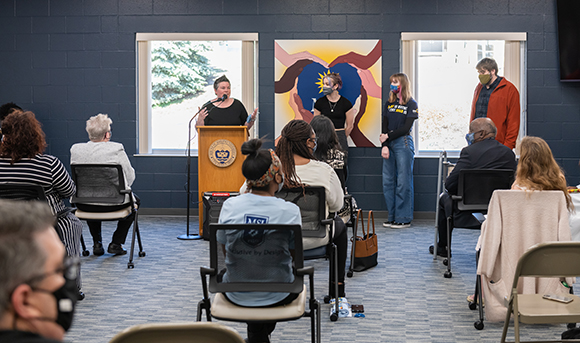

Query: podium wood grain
197,126,247,235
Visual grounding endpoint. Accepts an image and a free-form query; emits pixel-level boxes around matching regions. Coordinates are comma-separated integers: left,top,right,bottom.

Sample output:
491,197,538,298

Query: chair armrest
320,219,333,226
296,266,314,277
200,267,216,300
297,266,315,299
451,195,462,201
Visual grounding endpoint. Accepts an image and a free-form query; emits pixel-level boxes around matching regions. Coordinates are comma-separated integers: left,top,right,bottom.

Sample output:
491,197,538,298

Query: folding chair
275,186,340,321
109,322,245,343
197,224,320,343
501,242,580,343
70,164,145,269
0,183,89,256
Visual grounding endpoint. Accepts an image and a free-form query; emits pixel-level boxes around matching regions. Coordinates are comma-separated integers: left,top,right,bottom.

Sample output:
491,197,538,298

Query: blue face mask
390,84,400,93
465,132,476,146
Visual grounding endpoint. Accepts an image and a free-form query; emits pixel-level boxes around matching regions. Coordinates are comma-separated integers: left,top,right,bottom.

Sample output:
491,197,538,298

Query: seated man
70,113,138,256
429,118,517,256
0,200,79,342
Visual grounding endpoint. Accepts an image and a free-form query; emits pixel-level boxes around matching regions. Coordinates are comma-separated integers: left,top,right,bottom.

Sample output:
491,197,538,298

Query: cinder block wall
1,0,578,213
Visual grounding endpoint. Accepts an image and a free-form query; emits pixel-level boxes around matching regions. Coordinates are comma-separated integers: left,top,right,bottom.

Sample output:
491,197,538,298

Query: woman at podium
195,75,257,129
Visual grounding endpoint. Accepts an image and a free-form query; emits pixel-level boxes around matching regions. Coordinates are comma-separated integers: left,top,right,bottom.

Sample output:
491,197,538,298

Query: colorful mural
274,40,382,147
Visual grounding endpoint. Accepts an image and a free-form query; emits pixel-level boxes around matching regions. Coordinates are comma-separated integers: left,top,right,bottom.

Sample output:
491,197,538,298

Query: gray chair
197,223,320,343
275,186,340,321
109,322,245,343
70,164,145,269
501,242,580,343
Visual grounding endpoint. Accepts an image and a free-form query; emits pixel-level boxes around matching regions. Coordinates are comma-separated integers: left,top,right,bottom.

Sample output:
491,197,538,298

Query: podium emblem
208,139,237,168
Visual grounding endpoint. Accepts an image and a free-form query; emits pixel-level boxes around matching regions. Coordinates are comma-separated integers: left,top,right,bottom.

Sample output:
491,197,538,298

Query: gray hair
86,113,112,141
0,200,56,313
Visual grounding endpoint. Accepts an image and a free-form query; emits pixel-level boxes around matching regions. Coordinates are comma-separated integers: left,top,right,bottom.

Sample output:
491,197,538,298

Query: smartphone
542,294,574,304
351,304,364,313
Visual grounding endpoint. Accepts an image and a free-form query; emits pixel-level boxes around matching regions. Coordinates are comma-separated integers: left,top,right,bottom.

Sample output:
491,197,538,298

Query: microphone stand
177,96,226,240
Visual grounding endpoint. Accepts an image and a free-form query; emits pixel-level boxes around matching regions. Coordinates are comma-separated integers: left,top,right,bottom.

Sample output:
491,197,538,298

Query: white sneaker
391,222,411,229
382,221,394,228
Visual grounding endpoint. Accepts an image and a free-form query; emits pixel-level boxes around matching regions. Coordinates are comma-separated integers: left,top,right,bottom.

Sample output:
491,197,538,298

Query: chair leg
474,275,484,330
128,217,137,269
443,216,452,278
329,244,339,322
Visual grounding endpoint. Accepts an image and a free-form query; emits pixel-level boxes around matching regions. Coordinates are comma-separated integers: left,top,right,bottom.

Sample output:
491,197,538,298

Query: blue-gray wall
1,0,578,212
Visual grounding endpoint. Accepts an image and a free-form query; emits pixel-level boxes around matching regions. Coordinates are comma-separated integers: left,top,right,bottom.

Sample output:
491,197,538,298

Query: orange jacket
470,77,520,149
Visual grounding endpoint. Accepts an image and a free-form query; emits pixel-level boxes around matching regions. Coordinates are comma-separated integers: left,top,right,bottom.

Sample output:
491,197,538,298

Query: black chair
439,169,514,330
70,164,145,269
197,224,320,343
441,169,515,277
275,186,340,321
0,183,89,256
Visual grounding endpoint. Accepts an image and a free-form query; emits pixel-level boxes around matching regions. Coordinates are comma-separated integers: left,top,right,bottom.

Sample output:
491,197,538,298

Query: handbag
350,209,378,272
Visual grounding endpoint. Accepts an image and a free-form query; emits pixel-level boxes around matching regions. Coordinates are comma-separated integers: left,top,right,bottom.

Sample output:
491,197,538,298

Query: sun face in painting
316,70,332,93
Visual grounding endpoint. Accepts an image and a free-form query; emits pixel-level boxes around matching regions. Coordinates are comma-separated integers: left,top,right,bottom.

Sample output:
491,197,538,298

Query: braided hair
275,120,315,188
241,138,273,192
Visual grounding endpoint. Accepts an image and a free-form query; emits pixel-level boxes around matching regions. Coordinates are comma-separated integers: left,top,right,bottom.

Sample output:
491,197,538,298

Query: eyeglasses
24,256,80,286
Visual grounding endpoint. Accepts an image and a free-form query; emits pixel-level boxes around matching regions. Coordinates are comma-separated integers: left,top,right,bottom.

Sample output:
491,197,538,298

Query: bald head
469,118,496,143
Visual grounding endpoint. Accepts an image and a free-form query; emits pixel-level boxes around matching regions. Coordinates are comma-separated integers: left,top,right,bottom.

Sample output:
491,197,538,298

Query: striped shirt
0,154,76,215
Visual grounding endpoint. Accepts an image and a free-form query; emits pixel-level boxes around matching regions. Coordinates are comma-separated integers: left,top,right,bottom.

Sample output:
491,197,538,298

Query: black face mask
32,277,78,331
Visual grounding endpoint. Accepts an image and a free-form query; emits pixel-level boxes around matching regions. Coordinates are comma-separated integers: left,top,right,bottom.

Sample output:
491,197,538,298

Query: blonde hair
86,113,112,141
388,73,412,105
515,136,572,210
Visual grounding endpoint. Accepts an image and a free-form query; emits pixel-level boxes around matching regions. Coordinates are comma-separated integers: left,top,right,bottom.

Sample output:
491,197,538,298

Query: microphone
201,94,228,108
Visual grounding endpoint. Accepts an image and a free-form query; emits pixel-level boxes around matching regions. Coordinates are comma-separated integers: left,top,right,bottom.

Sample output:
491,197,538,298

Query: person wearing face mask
275,119,348,301
380,73,419,229
429,118,516,257
195,75,258,129
0,200,79,343
470,57,521,150
313,72,355,164
218,138,300,343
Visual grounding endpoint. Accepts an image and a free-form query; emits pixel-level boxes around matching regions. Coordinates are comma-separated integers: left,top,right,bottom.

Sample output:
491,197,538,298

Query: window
136,33,258,155
401,33,527,156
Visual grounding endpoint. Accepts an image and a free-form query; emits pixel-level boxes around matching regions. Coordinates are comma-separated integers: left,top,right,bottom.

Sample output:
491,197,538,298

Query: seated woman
309,115,346,188
218,138,301,343
276,119,347,299
70,113,138,256
472,136,573,316
0,111,84,297
511,136,572,209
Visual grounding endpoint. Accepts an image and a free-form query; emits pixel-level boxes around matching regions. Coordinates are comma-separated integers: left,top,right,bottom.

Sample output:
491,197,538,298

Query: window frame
136,33,259,156
401,32,527,158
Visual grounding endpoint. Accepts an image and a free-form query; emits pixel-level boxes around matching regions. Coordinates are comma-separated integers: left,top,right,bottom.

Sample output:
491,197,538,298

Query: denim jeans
382,135,414,223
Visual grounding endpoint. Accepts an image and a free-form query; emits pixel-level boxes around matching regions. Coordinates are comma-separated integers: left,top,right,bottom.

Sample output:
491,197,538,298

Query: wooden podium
197,126,247,235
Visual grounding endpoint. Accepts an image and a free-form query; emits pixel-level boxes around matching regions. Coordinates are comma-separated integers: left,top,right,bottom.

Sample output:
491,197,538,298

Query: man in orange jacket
470,57,520,149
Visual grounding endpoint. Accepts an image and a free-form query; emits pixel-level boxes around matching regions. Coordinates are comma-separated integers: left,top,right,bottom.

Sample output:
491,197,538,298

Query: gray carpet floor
64,216,573,342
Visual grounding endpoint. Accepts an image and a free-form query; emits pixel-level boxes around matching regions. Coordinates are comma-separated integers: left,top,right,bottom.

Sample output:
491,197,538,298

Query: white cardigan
476,190,572,322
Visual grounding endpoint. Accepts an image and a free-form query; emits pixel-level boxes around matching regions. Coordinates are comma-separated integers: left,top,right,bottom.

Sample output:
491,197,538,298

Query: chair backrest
207,223,304,295
70,164,126,205
275,187,327,238
456,168,514,211
511,242,580,288
0,183,47,201
109,322,245,343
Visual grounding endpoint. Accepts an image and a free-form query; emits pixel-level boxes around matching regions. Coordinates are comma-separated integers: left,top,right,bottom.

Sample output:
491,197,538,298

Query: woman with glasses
70,113,138,257
276,119,348,301
0,111,84,298
380,73,419,229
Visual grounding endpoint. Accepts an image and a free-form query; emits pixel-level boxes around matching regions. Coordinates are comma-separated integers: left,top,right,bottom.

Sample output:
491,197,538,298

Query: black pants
437,192,480,249
224,293,299,343
83,195,140,245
